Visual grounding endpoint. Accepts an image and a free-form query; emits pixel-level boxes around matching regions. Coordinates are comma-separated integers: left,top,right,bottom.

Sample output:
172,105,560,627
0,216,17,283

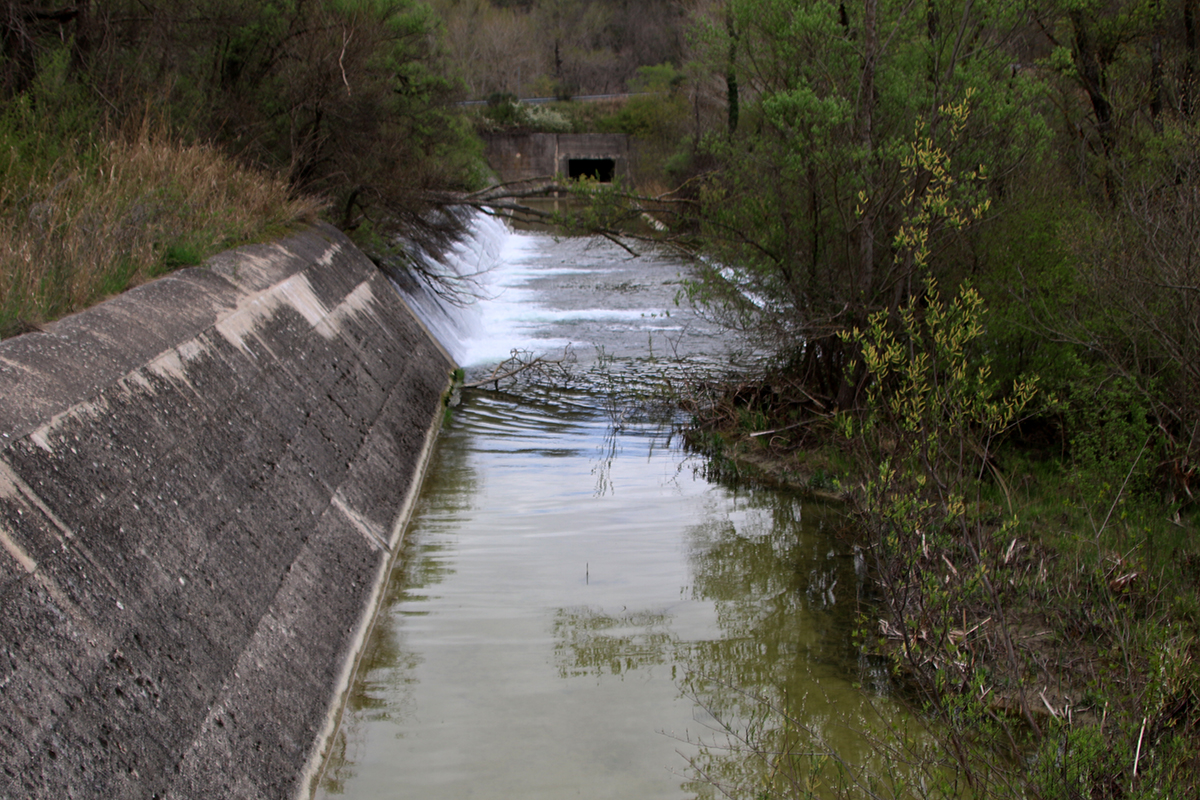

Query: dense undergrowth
682,284,1200,799
0,45,322,338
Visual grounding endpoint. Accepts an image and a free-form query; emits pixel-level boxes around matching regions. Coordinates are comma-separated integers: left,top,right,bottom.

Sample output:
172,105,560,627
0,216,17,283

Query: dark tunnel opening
567,158,615,182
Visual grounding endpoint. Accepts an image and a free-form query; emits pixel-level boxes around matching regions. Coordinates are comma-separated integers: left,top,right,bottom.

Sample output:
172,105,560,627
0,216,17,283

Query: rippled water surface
316,229,891,799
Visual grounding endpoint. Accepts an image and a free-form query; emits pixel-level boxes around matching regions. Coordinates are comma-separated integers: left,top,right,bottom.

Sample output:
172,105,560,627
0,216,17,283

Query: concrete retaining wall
0,224,456,798
483,132,633,183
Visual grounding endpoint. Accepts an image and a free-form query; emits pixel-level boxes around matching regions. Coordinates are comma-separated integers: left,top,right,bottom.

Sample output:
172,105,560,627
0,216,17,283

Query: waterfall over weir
388,213,509,366
395,212,736,374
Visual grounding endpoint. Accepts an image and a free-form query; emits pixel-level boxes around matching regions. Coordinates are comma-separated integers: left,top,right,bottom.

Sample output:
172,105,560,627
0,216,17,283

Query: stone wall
0,224,455,799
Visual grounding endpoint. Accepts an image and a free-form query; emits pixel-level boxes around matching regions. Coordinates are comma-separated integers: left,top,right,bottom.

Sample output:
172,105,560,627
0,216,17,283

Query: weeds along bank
0,128,325,341
0,225,455,798
682,280,1200,799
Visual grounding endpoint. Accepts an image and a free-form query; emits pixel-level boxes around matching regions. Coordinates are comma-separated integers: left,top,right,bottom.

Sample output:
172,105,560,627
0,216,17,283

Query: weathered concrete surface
483,132,633,183
0,224,455,798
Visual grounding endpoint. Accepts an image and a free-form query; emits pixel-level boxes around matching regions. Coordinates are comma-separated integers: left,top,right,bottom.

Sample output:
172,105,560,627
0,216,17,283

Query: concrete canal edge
0,223,456,799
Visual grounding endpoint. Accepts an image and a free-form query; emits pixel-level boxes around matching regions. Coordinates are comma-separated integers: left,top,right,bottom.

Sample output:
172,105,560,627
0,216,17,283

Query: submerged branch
424,180,700,259
461,347,577,390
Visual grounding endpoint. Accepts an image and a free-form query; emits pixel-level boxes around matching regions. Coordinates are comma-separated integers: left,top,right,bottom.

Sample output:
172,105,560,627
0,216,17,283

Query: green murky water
315,231,901,799
315,389,896,799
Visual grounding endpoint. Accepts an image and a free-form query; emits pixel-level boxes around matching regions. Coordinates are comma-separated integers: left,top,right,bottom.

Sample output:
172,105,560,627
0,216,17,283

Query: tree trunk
725,6,739,137
1070,11,1115,155
1185,0,1198,118
857,0,879,295
1150,4,1163,131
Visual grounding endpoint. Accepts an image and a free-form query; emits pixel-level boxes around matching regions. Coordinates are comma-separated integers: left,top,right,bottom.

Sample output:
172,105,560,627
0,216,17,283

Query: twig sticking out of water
461,347,576,390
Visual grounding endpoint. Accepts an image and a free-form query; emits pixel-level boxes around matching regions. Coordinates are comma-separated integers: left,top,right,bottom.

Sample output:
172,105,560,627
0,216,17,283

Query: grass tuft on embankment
0,120,324,340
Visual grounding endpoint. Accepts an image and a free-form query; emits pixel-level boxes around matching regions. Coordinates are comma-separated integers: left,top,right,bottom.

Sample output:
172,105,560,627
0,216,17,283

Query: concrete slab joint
0,222,454,799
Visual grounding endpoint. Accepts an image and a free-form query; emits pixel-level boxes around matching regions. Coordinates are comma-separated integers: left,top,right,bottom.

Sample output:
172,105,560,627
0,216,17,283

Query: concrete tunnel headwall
482,132,634,184
0,223,456,798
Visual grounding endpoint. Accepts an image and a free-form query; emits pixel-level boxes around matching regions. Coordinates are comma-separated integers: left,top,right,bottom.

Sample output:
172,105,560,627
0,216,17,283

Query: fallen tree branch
461,348,576,390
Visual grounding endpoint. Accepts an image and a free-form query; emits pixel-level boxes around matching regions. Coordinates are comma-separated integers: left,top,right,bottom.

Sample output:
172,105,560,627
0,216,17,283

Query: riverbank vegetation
0,0,485,339
0,111,323,337
610,0,1200,795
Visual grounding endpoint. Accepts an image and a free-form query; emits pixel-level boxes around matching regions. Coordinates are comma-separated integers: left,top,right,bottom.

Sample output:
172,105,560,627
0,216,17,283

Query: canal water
315,221,893,800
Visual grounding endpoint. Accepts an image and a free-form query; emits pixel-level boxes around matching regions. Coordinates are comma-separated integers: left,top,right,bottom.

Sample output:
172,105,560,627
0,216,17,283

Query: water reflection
316,225,908,800
317,385,907,800
552,606,677,679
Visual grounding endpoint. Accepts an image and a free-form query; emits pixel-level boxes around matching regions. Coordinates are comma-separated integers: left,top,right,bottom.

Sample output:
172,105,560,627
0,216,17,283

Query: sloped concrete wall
0,224,455,799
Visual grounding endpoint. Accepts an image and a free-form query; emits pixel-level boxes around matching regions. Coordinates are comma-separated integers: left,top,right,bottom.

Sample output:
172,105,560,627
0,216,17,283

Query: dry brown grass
0,124,325,338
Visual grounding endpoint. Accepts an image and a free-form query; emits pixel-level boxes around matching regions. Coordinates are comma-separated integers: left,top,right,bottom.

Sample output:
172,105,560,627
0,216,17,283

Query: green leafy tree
3,0,485,257
681,0,1049,408
597,63,687,140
